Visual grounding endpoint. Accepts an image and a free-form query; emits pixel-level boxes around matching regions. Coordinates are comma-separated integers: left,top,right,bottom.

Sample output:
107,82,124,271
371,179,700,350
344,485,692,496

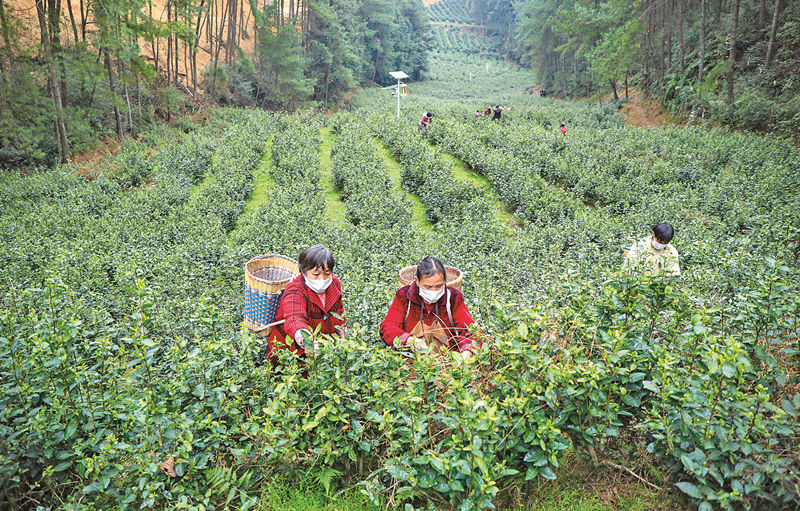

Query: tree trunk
65,0,79,43
727,0,740,106
104,51,124,139
764,0,782,69
698,0,706,85
79,0,86,41
192,0,205,98
121,59,133,129
36,0,69,162
210,0,229,96
48,0,67,105
166,0,172,82
625,70,629,99
227,0,237,64
659,0,666,83
677,0,685,73
758,0,766,30
609,78,619,100
174,25,179,86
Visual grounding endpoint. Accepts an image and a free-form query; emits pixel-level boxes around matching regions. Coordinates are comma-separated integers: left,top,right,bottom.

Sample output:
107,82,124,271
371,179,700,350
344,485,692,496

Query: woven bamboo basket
398,265,463,291
243,254,299,334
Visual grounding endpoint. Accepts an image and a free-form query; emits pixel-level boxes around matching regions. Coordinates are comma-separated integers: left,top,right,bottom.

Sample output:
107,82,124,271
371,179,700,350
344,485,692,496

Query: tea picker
381,256,479,360
245,246,347,361
622,222,681,278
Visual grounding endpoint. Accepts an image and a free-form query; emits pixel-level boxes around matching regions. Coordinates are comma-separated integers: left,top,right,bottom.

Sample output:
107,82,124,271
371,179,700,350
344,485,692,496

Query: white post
396,78,401,118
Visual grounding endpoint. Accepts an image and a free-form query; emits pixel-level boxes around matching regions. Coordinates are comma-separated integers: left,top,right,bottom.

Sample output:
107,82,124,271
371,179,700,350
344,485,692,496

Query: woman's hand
407,336,428,352
294,329,314,355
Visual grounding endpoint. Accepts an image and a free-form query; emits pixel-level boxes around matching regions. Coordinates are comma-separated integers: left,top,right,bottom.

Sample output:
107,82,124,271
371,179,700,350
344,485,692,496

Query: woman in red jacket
268,245,346,360
380,256,478,359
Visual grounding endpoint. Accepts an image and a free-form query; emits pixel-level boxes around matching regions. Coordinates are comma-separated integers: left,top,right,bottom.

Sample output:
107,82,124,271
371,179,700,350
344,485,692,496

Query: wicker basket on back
243,254,299,334
398,265,463,291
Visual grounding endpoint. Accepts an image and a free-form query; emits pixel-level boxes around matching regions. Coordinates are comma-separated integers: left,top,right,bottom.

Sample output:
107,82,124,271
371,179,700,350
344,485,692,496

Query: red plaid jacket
380,282,477,353
267,274,346,359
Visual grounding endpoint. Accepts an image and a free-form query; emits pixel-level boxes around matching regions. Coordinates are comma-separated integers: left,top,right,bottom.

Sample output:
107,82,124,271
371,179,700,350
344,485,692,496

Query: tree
35,0,69,162
727,0,739,106
764,0,782,69
697,0,705,85
251,0,313,108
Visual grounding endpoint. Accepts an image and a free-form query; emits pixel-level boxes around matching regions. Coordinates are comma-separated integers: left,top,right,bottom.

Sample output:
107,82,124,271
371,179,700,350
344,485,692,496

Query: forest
470,0,800,136
0,0,428,167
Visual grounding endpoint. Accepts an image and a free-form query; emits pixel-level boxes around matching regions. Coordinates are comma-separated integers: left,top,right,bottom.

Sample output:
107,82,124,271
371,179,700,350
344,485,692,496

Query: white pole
396,78,401,118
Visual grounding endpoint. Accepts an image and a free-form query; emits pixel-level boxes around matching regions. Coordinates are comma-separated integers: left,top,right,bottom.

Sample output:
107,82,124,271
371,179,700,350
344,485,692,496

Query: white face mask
419,286,445,304
305,276,332,293
651,239,667,251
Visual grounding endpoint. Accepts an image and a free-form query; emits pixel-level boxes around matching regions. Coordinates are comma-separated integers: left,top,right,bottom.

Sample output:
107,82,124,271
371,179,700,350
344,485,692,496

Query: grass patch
256,451,685,511
439,151,520,230
513,450,686,511
239,135,276,221
258,477,374,511
319,127,348,224
374,139,433,232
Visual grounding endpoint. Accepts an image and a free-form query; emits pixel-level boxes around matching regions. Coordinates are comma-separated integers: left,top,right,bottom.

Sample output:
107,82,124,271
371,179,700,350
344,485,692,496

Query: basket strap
404,299,411,326
446,289,453,326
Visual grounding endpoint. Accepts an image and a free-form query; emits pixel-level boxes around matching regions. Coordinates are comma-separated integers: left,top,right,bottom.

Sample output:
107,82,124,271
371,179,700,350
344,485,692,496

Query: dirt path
617,88,675,128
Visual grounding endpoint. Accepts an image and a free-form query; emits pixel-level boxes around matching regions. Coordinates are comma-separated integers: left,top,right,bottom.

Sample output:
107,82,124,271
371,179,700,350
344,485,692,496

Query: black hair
416,256,446,282
298,245,335,274
652,222,674,243
560,123,565,127
427,112,433,117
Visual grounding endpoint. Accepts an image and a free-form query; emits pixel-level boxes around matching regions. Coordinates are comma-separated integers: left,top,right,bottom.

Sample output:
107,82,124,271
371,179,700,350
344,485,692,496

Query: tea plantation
1,50,799,511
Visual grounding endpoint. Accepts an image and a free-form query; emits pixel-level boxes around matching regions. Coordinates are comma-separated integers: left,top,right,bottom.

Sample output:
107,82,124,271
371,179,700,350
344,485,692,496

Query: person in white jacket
623,222,681,278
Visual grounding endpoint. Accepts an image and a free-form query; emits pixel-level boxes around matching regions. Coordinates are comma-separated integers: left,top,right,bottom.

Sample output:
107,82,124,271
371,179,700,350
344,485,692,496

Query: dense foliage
0,0,429,168
2,36,800,511
504,0,800,136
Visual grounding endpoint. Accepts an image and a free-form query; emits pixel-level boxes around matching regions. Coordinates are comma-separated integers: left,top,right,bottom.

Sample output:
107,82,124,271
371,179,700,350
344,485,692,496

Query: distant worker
539,89,547,97
420,111,433,132
492,105,503,121
268,245,347,360
484,107,491,117
475,110,482,119
623,222,681,278
560,123,567,136
381,256,478,360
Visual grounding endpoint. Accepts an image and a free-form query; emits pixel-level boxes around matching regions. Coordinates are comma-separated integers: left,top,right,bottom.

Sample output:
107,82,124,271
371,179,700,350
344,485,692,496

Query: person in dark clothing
492,106,502,121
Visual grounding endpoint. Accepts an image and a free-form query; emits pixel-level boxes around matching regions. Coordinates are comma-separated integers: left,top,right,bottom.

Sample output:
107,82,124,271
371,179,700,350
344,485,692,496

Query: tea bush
1,56,799,509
